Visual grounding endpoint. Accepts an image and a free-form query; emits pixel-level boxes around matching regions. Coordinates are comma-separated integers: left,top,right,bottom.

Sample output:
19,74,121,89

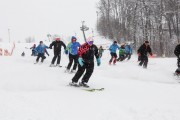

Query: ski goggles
87,41,93,45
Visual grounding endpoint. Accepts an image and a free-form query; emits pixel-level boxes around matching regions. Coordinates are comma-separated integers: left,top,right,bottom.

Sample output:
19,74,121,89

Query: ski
68,84,104,92
82,88,105,92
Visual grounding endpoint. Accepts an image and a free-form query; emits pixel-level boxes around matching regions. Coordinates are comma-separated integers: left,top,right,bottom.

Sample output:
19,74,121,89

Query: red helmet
55,38,61,41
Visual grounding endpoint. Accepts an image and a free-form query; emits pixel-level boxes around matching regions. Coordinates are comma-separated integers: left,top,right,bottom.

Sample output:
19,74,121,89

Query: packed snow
0,39,180,120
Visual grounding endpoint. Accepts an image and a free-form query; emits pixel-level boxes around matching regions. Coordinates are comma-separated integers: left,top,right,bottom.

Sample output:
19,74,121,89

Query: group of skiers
30,36,176,87
108,40,152,69
29,36,101,87
26,37,180,86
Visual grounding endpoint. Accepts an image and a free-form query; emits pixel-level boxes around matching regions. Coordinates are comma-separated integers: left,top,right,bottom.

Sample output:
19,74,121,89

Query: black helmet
145,40,149,43
114,41,117,44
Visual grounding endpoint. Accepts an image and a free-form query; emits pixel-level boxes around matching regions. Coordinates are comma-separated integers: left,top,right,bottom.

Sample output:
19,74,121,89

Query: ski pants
99,53,103,58
109,52,117,64
51,51,61,65
32,50,35,56
139,55,148,68
125,53,131,60
117,54,125,61
67,54,78,70
72,62,94,83
177,58,180,67
36,53,46,63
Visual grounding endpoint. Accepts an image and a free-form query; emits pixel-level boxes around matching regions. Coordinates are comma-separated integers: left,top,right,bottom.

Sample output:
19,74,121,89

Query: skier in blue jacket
65,36,81,73
35,41,49,63
30,44,37,56
109,41,120,65
124,44,133,60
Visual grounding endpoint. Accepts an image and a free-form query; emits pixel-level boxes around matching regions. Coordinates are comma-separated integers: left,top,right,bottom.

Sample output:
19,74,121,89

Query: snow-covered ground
0,40,180,120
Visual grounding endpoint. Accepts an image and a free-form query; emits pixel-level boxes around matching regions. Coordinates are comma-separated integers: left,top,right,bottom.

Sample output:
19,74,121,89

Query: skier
109,41,120,65
98,46,104,58
30,44,37,56
65,36,81,73
117,44,126,61
49,37,66,67
174,44,180,75
35,41,49,63
124,43,133,60
69,37,101,87
137,40,152,68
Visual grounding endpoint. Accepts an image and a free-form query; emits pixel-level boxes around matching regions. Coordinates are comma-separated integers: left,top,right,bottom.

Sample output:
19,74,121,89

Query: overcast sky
0,0,99,42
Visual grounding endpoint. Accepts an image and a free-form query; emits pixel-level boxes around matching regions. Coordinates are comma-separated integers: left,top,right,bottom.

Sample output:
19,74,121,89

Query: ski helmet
145,40,149,43
113,41,117,44
86,37,94,45
40,41,43,44
71,36,77,42
55,37,61,41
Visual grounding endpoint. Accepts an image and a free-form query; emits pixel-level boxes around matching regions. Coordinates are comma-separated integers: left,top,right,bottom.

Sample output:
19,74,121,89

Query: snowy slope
0,41,180,120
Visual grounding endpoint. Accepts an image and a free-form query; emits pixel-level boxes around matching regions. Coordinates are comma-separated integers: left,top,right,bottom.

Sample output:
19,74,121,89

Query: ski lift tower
80,21,89,42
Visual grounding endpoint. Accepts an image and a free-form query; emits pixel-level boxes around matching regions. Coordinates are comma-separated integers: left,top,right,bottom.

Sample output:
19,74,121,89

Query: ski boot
174,68,180,76
50,64,56,67
79,82,89,88
56,64,62,67
70,69,76,73
65,69,70,73
69,82,79,87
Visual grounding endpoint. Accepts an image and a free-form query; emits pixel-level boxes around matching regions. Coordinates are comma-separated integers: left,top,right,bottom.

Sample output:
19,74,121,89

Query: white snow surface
0,40,180,120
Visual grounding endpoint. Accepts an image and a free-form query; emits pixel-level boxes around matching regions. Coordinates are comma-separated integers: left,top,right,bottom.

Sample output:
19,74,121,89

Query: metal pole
8,29,10,43
80,21,89,42
82,21,87,42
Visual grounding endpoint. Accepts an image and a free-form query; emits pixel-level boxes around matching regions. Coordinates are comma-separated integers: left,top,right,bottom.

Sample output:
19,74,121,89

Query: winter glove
138,53,141,56
49,46,52,49
65,50,68,55
78,57,84,67
97,58,101,66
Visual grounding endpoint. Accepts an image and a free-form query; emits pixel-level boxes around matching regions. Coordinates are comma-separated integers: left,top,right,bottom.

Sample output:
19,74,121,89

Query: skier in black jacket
69,37,101,87
49,37,66,67
137,40,152,68
174,44,180,74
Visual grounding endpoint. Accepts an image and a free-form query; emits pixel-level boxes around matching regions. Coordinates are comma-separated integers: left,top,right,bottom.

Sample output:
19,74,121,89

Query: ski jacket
109,44,120,53
137,43,152,56
78,43,99,63
119,47,126,55
49,41,66,54
99,48,104,54
125,45,132,54
66,42,81,55
35,44,49,54
174,44,180,57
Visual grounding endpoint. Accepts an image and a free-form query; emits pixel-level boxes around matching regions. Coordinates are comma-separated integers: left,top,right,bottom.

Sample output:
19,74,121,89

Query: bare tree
97,0,180,57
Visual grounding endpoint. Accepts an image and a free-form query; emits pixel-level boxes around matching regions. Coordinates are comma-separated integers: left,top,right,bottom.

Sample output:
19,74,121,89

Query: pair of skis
82,88,104,92
68,84,104,92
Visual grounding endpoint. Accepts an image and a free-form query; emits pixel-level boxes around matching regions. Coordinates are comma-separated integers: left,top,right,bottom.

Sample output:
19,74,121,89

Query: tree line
96,0,180,57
